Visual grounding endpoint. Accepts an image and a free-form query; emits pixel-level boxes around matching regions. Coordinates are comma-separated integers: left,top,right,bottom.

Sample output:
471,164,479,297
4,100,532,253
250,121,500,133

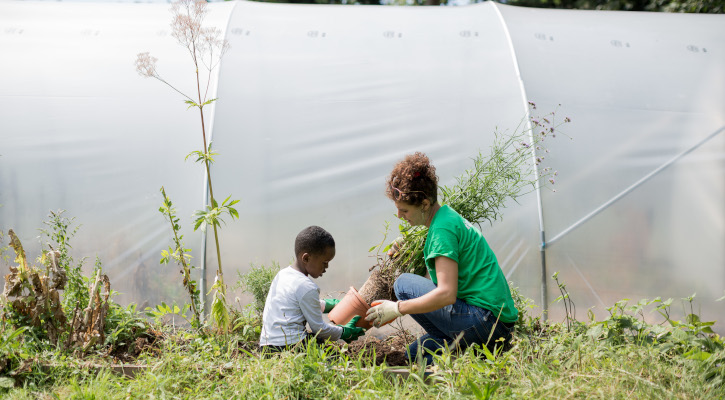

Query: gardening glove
339,315,366,343
321,298,340,313
365,300,403,328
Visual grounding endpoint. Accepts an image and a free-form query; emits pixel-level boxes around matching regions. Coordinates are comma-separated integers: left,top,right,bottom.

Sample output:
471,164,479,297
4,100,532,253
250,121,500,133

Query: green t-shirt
424,205,518,323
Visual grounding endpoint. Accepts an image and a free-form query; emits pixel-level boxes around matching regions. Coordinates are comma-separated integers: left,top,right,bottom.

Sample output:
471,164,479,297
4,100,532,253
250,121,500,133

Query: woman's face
394,200,428,227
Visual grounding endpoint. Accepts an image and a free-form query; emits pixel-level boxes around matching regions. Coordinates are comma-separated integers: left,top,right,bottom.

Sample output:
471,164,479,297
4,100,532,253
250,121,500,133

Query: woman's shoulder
432,205,467,228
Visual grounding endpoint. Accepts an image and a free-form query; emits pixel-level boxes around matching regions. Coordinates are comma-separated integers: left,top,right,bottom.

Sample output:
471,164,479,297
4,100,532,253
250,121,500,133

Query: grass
2,300,723,400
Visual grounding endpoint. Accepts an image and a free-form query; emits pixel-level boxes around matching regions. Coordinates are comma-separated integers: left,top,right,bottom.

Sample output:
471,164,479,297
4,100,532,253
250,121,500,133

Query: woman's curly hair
386,152,438,206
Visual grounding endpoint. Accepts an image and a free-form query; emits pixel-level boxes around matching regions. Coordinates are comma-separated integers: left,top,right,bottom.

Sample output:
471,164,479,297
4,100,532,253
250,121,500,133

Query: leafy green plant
552,271,577,332
39,210,86,313
104,302,149,351
0,325,31,391
135,0,238,332
145,302,190,332
159,187,202,329
230,306,262,342
585,292,724,366
236,262,281,316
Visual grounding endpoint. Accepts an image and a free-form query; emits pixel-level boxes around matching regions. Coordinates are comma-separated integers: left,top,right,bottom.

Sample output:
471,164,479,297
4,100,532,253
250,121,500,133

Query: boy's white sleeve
299,288,343,341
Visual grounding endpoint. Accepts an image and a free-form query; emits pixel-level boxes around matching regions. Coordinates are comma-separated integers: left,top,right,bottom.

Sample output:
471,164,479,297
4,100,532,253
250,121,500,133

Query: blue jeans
394,273,514,365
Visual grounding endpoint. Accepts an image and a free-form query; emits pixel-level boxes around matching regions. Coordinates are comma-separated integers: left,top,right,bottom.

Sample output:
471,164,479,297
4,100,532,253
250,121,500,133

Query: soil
345,333,411,366
357,267,397,305
106,328,164,363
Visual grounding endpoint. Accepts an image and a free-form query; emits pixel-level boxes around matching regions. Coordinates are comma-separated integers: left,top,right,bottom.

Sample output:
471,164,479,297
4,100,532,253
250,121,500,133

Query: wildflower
554,171,558,176
565,117,571,123
521,142,530,148
543,118,550,124
550,127,555,133
135,52,158,78
549,178,555,184
201,27,229,55
531,119,539,126
528,101,537,109
171,0,207,49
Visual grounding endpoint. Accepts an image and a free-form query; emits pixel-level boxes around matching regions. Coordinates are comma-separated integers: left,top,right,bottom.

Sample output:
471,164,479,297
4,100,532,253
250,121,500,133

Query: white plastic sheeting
1,1,723,327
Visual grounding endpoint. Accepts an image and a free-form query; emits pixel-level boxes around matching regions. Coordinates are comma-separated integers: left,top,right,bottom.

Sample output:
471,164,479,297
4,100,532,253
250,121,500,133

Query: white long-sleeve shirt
259,266,343,346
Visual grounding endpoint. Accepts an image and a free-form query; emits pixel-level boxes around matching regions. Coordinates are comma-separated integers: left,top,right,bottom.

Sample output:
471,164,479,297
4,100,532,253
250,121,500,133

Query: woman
365,152,517,364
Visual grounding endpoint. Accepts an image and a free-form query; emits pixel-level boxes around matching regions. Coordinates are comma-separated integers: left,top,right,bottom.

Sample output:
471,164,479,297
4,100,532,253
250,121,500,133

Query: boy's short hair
295,226,335,256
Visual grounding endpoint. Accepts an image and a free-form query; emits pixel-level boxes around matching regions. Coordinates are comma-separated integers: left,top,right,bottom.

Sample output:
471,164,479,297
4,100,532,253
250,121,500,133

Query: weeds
1,212,150,376
39,210,85,314
236,262,281,316
158,187,202,329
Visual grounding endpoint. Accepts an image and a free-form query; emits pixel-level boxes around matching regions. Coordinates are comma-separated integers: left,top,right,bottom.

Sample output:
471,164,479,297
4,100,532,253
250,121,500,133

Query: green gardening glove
339,316,366,343
323,298,340,313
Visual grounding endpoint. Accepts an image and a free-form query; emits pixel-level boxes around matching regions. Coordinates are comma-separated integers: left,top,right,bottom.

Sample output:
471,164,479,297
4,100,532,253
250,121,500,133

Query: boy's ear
300,252,310,263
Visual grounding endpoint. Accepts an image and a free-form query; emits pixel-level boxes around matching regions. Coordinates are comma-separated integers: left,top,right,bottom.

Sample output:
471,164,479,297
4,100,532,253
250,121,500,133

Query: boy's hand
365,300,402,328
339,316,366,343
322,298,340,313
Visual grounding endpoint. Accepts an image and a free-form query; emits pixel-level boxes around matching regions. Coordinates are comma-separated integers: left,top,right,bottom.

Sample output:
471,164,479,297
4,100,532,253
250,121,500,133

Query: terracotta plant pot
328,286,396,330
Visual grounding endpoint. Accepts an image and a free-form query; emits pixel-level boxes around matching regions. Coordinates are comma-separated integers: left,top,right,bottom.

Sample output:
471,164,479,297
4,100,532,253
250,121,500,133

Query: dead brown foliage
2,229,112,351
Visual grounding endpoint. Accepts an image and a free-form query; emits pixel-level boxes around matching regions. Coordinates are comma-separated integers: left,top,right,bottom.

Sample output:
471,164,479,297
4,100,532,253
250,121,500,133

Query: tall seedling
135,0,237,332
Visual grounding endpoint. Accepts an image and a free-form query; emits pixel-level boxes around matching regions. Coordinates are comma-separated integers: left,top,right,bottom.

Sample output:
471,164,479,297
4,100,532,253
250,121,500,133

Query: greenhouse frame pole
493,2,549,320
546,125,725,247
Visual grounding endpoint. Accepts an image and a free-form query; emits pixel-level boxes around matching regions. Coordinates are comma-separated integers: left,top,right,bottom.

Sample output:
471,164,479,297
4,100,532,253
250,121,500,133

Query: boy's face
301,246,335,278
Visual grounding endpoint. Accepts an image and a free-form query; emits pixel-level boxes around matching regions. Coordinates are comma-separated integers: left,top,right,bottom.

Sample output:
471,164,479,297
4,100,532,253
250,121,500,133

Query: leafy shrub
236,262,281,315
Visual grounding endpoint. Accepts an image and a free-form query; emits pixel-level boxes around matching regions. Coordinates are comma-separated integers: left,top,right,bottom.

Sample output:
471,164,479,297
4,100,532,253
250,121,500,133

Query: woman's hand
386,237,403,259
365,300,403,328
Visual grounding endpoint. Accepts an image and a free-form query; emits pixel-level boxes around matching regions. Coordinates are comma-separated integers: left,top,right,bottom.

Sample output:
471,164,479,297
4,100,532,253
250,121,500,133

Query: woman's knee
393,273,418,300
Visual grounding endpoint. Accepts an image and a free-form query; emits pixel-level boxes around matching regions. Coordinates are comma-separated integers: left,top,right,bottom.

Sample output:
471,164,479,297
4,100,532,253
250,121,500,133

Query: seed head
135,52,158,78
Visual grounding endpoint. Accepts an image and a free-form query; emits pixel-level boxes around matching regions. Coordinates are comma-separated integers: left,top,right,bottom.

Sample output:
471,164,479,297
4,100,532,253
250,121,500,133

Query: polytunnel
1,0,724,329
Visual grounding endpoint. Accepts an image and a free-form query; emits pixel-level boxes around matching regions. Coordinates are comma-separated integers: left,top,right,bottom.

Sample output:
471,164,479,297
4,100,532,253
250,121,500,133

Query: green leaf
467,378,484,400
212,295,230,332
4,326,27,343
684,349,711,361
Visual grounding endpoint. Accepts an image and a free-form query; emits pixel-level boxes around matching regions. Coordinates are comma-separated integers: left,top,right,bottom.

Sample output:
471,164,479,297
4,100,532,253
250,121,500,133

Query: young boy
259,225,365,351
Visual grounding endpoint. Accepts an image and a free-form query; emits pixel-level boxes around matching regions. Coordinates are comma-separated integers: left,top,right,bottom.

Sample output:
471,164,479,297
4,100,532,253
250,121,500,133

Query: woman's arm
398,256,458,315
